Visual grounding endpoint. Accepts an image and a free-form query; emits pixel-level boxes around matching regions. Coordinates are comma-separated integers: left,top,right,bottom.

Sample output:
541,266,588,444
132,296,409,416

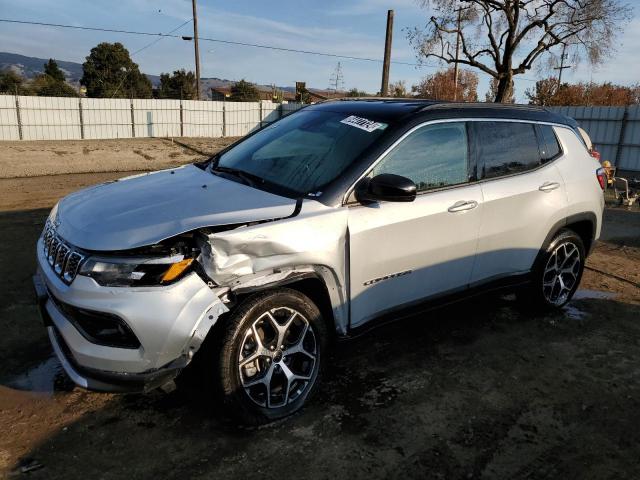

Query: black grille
42,221,85,284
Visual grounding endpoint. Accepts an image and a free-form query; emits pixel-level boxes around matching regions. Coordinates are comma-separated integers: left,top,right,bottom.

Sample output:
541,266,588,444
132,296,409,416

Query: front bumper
34,236,229,393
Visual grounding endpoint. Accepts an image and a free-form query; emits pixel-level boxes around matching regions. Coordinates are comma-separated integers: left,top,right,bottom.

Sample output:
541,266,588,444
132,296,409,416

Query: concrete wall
0,95,304,141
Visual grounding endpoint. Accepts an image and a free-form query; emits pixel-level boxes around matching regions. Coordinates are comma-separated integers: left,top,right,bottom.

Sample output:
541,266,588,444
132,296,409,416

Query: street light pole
192,0,201,100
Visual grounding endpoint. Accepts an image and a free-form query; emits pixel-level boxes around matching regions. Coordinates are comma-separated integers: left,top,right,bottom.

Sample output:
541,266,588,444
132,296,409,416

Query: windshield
214,109,388,195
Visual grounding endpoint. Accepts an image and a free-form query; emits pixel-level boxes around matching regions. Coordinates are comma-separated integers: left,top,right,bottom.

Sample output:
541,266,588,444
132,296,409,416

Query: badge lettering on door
340,115,387,133
363,270,412,286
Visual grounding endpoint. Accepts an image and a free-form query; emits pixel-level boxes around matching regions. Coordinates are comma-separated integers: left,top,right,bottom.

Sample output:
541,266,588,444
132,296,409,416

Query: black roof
308,98,577,128
308,99,437,123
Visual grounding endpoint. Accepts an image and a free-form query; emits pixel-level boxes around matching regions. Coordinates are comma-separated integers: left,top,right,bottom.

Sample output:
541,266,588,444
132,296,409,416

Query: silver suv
34,100,605,423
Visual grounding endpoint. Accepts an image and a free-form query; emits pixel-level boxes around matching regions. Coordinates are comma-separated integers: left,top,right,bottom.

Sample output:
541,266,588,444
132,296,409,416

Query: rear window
472,122,541,179
538,125,562,162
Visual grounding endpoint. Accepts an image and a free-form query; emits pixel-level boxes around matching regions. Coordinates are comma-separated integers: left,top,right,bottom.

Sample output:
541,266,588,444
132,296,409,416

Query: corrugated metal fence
0,95,304,141
549,105,640,172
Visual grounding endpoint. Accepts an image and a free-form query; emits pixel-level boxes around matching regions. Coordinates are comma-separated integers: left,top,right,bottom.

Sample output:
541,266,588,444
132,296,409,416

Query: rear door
347,121,483,327
470,121,569,284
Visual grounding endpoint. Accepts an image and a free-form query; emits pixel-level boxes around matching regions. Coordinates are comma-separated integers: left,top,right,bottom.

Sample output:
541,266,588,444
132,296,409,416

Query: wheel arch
228,266,348,337
537,212,596,267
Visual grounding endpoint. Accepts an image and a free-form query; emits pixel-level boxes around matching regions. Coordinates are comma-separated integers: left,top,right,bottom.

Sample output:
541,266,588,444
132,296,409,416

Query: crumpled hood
55,165,297,251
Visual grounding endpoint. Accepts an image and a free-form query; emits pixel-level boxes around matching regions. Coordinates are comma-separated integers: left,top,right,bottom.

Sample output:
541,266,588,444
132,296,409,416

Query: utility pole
453,7,462,101
380,9,394,97
553,43,572,94
192,0,201,100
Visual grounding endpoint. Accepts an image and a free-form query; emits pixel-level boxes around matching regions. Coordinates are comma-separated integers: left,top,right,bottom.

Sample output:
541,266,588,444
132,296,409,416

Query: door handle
448,200,478,213
539,181,560,192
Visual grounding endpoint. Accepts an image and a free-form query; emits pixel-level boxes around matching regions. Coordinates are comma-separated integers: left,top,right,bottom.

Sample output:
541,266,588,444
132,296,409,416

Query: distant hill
0,51,160,87
0,52,300,96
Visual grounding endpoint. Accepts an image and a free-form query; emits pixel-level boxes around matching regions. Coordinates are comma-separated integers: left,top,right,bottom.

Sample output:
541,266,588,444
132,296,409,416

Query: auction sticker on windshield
340,115,387,133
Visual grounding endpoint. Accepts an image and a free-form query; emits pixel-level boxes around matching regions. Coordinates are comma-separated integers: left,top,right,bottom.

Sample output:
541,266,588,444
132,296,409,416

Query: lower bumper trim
47,326,186,394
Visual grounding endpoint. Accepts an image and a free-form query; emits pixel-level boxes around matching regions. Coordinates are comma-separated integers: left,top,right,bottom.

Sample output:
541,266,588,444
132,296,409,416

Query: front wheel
215,288,326,425
519,229,585,310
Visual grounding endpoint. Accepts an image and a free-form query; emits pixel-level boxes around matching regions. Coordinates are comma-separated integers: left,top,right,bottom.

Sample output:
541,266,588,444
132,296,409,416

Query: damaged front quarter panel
195,201,350,335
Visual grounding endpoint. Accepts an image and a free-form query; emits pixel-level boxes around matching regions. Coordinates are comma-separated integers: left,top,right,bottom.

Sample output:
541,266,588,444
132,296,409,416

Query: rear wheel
215,288,326,424
519,229,585,310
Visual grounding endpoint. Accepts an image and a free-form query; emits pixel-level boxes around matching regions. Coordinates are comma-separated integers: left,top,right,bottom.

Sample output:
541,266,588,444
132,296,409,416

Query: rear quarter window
472,122,541,179
538,125,562,162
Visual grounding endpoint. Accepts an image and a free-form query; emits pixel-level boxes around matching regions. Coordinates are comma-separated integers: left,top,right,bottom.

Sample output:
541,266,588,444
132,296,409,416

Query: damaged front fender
195,201,350,335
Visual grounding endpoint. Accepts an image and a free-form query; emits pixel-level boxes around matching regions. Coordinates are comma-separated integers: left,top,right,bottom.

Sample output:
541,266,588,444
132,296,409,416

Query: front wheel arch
232,273,341,339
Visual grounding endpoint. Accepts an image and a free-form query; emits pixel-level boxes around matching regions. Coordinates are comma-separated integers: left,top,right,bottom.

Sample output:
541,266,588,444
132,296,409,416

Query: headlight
78,254,194,287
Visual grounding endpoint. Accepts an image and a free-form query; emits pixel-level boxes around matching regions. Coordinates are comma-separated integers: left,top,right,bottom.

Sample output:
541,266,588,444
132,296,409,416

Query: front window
214,110,388,195
371,122,469,192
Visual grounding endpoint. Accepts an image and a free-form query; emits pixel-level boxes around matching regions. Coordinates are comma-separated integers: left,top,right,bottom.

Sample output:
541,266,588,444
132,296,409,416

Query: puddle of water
564,304,587,320
572,289,617,300
5,354,71,393
562,290,617,320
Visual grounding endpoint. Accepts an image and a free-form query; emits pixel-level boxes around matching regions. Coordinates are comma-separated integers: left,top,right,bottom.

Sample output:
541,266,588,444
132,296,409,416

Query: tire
518,229,585,311
214,288,327,425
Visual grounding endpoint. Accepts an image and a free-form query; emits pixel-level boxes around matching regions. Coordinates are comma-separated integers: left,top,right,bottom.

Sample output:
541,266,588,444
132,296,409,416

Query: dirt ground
0,137,238,178
1,169,639,479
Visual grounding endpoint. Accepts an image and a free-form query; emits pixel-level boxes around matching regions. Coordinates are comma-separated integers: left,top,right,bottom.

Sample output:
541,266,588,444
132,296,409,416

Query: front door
347,121,483,327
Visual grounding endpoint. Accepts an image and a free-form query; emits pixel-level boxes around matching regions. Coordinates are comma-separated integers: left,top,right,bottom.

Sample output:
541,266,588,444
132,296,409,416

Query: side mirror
355,173,417,203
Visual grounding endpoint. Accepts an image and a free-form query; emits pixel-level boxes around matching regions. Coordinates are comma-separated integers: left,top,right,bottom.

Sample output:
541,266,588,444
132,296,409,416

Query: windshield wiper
211,165,264,188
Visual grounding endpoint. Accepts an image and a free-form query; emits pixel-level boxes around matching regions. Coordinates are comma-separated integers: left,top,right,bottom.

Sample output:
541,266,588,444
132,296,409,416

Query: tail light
596,168,606,190
590,149,601,161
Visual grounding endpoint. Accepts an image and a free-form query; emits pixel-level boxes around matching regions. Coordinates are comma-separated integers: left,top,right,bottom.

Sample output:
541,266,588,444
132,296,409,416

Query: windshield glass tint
216,110,387,194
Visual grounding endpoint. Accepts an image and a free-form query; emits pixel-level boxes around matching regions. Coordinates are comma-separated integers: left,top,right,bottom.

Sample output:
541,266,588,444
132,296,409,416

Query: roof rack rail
320,96,435,103
420,102,547,112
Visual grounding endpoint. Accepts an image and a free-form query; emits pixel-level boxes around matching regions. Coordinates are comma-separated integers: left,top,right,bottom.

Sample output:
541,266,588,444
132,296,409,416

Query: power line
131,18,192,56
0,17,434,68
0,17,540,82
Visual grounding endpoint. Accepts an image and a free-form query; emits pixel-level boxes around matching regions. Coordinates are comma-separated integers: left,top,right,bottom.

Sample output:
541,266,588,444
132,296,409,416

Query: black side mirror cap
355,173,417,203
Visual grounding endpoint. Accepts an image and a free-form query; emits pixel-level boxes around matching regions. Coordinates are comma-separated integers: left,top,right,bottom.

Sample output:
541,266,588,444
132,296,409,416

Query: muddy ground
1,169,639,479
0,137,238,178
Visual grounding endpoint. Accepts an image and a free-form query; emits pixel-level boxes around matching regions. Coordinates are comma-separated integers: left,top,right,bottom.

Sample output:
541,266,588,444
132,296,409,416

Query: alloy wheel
238,307,317,408
542,241,581,306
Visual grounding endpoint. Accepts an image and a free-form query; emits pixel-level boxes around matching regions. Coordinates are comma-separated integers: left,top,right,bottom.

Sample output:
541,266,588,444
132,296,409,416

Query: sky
0,0,638,101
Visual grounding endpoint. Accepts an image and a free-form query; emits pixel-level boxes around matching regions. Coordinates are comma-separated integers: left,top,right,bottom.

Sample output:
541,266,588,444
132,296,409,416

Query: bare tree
485,77,515,102
408,0,632,102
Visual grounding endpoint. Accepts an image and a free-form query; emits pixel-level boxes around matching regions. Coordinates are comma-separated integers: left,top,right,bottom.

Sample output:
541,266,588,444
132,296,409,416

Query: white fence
0,95,305,141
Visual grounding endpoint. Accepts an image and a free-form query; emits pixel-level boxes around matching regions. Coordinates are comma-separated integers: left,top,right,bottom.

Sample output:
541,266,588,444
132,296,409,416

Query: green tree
31,75,78,97
158,69,197,99
0,69,26,94
29,58,78,97
230,79,260,102
44,59,65,83
81,42,152,98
